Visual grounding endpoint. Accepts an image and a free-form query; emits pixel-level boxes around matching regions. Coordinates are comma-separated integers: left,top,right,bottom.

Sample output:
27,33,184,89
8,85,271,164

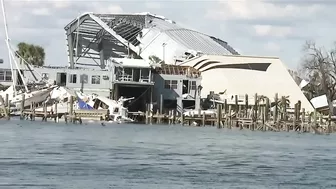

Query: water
0,119,336,189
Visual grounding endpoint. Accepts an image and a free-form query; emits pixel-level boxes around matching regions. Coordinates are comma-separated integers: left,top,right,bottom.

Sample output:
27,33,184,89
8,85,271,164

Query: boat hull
11,87,55,109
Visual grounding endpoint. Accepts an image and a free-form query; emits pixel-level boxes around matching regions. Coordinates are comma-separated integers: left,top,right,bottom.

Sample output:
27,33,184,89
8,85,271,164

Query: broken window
91,75,100,84
164,80,178,89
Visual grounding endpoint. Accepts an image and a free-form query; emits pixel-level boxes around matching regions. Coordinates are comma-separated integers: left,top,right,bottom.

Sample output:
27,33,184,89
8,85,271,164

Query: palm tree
15,42,45,66
148,55,164,65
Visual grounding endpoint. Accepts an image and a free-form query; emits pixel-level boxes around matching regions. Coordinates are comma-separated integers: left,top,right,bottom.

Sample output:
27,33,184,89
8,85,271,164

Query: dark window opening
69,74,77,83
191,81,196,90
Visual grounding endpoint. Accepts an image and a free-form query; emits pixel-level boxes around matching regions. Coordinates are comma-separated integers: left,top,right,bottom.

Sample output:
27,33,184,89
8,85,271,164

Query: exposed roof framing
64,12,239,67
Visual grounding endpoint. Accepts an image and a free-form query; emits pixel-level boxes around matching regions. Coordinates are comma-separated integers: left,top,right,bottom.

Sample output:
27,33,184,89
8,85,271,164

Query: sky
0,0,336,70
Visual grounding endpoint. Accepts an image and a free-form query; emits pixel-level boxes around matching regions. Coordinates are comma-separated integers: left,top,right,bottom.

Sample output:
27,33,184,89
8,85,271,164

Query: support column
195,95,201,110
98,41,105,69
67,34,75,69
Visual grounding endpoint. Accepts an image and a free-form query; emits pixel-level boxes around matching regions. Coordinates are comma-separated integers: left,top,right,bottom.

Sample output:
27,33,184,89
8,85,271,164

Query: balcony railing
116,75,151,83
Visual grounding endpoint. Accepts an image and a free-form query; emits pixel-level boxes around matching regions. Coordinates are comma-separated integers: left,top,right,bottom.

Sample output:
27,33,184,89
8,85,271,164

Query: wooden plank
74,109,109,114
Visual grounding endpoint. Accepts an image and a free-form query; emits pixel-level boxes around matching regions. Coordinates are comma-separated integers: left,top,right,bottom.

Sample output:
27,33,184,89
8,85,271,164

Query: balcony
115,67,153,84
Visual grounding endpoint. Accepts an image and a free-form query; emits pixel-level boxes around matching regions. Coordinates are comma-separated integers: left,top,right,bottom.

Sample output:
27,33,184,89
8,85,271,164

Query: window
164,80,178,89
69,74,77,83
91,75,100,84
80,74,88,83
171,80,177,89
42,73,49,80
164,80,170,89
0,71,12,81
0,71,4,81
5,71,12,81
103,75,109,80
191,81,196,90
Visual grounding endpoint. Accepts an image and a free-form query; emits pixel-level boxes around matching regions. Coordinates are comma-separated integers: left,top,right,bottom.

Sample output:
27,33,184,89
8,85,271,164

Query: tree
300,40,336,115
148,55,164,65
15,42,45,66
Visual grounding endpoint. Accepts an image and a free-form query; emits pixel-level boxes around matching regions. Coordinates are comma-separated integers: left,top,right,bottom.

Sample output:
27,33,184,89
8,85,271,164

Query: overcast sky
0,0,335,70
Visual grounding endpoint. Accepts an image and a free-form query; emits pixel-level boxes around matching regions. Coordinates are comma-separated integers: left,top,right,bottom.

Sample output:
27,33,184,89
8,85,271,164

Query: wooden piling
262,105,266,131
235,95,238,115
297,101,301,120
313,109,317,132
252,93,258,131
180,112,184,126
265,97,270,121
42,102,47,121
20,94,25,120
160,94,163,114
69,96,74,123
216,104,222,128
281,96,287,121
245,94,248,117
5,93,9,107
273,93,278,124
31,102,36,121
54,102,59,123
202,112,206,126
0,95,9,120
172,109,176,124
145,104,149,124
301,108,305,132
228,105,232,129
156,111,161,124
293,112,296,131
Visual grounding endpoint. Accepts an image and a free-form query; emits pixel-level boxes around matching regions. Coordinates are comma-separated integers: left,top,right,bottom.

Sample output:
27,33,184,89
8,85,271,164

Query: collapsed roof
64,12,239,67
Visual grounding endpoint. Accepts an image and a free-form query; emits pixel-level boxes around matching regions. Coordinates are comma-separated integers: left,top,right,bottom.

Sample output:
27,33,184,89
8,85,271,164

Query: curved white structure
180,54,314,112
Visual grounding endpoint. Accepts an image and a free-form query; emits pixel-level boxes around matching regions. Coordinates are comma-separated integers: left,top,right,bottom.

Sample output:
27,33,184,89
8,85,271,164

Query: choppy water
0,119,336,189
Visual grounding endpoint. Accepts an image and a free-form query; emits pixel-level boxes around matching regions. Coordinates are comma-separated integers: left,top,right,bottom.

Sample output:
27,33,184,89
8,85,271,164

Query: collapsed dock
1,92,335,135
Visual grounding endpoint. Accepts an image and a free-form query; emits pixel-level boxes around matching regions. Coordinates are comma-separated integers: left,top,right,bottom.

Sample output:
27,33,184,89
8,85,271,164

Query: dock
0,93,335,135
143,93,336,134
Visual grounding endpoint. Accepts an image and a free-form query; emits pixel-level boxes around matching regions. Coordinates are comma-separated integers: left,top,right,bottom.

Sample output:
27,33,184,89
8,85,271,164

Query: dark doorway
164,99,177,109
56,72,67,86
183,80,189,94
182,100,195,109
117,85,150,112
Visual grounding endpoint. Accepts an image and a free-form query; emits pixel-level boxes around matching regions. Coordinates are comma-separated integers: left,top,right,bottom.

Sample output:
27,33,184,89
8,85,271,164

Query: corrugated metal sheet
164,29,232,55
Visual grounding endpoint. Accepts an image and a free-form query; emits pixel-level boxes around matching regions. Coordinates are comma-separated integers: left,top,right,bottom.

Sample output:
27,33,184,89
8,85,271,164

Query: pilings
0,95,9,120
1,92,335,134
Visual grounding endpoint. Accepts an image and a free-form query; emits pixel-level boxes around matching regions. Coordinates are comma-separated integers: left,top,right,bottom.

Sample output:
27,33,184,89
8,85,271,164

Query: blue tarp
77,95,94,110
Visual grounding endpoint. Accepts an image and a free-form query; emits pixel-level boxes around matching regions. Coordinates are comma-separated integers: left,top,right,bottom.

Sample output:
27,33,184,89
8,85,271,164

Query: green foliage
15,42,45,66
148,55,164,64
